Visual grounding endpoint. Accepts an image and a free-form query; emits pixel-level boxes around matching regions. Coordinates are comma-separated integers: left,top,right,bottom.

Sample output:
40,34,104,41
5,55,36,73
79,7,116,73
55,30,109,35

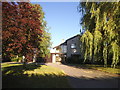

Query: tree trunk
33,53,37,62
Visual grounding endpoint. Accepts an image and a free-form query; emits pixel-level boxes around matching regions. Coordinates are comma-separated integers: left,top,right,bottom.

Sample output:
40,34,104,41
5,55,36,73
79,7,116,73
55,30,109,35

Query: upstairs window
71,43,76,49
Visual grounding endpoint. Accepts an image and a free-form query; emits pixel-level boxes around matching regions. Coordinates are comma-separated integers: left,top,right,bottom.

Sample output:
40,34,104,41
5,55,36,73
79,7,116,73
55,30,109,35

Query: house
51,34,83,63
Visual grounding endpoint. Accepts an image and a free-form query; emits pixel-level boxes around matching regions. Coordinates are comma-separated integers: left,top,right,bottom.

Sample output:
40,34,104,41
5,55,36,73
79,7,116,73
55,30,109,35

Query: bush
2,56,11,62
36,57,46,63
65,54,83,64
11,56,22,62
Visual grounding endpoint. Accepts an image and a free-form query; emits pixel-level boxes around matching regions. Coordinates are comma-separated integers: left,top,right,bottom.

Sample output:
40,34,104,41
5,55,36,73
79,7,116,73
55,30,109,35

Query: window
71,43,76,49
61,45,67,53
63,46,67,53
72,49,77,53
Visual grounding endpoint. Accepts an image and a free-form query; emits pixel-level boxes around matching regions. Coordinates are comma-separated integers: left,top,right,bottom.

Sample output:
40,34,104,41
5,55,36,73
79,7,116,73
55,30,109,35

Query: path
46,63,120,88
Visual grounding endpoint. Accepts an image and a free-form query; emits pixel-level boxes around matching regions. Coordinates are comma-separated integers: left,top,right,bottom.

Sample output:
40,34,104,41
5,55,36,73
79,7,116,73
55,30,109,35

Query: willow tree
93,30,103,63
81,30,93,63
78,2,120,68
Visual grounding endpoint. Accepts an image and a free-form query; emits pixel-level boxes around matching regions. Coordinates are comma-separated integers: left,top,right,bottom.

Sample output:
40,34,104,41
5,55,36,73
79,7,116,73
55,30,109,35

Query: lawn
82,64,120,74
67,64,120,75
2,62,71,88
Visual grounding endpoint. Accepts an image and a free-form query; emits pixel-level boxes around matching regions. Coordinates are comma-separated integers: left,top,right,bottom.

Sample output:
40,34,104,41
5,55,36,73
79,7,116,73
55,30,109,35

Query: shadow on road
66,75,120,88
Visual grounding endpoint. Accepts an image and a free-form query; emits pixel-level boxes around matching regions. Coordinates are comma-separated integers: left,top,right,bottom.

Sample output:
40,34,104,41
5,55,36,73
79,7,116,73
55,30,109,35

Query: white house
50,34,83,63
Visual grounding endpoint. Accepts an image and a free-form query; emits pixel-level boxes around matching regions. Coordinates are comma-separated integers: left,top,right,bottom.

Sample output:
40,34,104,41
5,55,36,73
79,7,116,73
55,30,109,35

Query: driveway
46,63,120,88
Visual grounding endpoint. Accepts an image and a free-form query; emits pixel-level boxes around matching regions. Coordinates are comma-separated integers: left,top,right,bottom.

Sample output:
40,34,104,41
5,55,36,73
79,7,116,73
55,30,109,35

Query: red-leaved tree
2,2,45,62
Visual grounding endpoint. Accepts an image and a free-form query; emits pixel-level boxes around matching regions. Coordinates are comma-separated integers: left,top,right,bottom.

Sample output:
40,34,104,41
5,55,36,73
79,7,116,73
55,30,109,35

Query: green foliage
93,30,102,62
103,46,107,67
81,30,93,62
11,56,22,62
38,26,52,58
111,41,120,68
79,2,120,68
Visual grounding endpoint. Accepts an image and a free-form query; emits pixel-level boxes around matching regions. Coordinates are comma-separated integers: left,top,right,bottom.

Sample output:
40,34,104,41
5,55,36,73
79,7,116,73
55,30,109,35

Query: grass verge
68,64,120,75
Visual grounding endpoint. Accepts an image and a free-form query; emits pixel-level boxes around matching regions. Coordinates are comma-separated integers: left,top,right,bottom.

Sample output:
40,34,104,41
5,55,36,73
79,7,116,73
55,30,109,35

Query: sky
31,2,82,48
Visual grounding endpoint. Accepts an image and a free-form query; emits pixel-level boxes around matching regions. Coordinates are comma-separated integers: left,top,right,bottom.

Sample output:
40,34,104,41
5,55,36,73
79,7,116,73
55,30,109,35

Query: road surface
46,63,120,88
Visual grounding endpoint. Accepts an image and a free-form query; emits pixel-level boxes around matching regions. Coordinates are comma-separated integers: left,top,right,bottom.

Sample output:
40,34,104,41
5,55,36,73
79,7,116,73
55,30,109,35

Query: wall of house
66,36,80,58
52,54,56,63
51,48,60,53
60,45,67,53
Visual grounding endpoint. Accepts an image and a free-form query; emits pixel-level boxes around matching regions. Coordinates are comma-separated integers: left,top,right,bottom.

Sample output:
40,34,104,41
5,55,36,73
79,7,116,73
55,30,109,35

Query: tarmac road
46,63,120,88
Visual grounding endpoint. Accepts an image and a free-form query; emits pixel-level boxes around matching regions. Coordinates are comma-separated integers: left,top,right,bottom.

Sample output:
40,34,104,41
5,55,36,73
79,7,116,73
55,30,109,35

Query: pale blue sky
31,2,82,47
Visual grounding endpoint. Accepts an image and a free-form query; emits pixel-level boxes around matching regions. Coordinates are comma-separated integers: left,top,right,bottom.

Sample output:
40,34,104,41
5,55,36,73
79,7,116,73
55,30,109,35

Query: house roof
60,41,67,45
53,45,60,49
53,34,81,49
66,34,80,42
